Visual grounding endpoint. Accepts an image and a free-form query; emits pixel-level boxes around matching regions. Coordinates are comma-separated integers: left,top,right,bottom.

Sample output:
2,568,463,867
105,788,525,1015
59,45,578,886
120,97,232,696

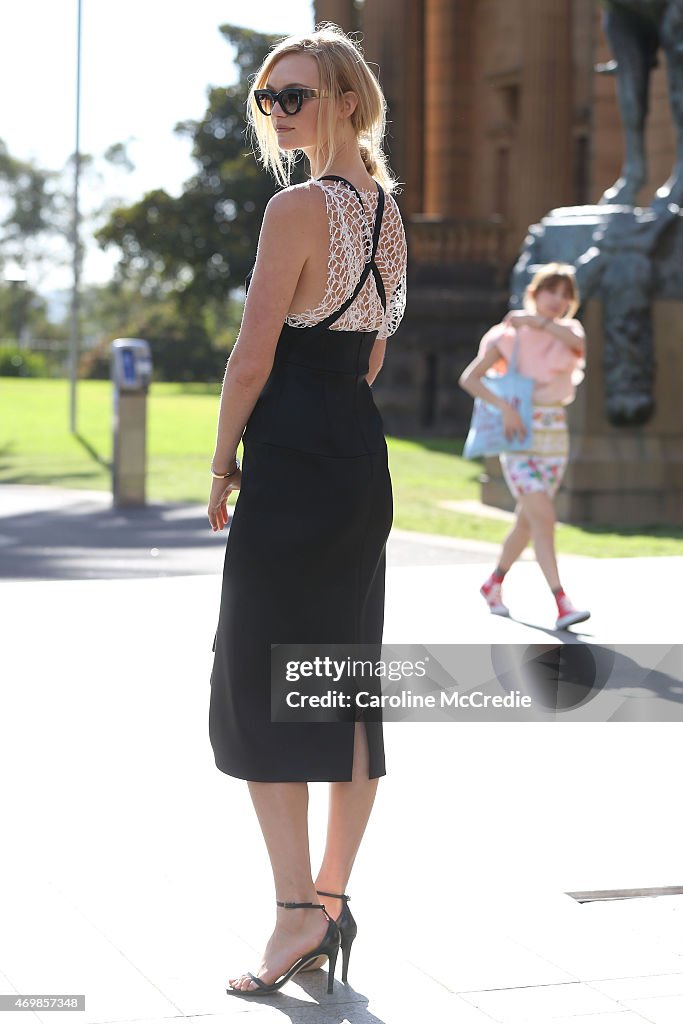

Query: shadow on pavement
223,970,391,1021
494,619,683,714
0,496,227,581
0,484,493,582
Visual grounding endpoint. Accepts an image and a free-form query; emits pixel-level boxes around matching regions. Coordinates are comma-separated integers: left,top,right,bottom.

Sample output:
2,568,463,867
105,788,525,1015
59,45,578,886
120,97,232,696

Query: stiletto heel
340,933,353,985
226,901,340,996
326,937,339,993
316,890,356,984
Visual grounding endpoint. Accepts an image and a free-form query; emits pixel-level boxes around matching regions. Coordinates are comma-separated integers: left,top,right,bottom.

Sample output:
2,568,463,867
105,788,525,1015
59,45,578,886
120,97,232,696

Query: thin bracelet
211,458,240,480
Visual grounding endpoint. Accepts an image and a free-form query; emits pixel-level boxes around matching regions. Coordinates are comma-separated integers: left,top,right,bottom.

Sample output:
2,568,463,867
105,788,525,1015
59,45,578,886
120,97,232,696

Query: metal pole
69,0,82,433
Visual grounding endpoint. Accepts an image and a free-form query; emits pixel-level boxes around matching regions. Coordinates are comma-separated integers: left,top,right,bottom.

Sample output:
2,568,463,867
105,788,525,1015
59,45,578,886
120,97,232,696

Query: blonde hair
524,262,580,318
247,22,398,193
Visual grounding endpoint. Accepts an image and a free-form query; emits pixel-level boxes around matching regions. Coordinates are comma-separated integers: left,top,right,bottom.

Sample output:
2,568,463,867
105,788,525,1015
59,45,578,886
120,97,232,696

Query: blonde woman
206,24,407,995
459,263,590,630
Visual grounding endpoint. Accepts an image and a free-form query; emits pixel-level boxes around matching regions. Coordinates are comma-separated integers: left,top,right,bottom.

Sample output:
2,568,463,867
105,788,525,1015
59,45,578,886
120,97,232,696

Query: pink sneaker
480,578,510,617
555,594,591,630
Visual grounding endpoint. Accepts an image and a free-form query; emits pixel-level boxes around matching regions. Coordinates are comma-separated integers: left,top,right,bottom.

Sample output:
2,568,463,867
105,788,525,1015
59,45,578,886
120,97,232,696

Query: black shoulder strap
370,186,386,313
309,176,387,332
318,174,371,216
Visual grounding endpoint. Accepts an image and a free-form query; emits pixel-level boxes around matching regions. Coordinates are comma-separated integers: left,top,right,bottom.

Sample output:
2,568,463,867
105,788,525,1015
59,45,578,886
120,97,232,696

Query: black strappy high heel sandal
316,890,357,984
226,900,339,996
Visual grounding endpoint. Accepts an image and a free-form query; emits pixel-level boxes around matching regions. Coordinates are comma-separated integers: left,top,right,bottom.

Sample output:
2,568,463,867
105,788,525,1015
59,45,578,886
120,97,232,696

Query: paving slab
591,972,683,1001
461,982,626,1021
611,997,683,1024
1,486,683,1022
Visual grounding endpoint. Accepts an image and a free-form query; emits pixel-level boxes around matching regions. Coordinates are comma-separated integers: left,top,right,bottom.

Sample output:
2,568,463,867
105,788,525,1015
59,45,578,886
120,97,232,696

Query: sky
1,1,315,292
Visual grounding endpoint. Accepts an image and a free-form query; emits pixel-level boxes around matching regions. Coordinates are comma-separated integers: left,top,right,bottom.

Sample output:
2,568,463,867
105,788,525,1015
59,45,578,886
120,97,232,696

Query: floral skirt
499,404,569,499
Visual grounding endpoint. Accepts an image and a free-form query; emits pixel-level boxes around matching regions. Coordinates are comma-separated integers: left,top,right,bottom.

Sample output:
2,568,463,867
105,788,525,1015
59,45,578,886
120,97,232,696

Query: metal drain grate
567,886,683,903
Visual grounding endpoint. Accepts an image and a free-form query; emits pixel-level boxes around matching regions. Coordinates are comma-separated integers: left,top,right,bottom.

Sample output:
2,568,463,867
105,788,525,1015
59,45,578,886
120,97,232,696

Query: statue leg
601,249,655,425
656,0,683,208
599,9,659,205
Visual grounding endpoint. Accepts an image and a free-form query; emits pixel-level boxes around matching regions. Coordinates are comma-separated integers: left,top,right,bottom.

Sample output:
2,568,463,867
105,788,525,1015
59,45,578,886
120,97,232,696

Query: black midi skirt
209,324,392,782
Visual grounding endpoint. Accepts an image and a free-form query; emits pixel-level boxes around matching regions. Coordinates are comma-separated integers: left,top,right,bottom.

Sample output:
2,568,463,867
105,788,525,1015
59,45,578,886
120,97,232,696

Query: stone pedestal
482,299,683,524
113,392,147,507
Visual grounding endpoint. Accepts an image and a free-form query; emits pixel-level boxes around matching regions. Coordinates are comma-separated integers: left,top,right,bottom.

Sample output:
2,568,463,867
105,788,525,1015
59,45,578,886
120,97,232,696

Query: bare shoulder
265,182,327,223
258,184,326,261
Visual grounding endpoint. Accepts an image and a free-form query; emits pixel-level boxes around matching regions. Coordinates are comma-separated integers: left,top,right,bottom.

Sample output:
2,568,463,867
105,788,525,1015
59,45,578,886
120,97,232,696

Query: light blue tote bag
463,331,534,459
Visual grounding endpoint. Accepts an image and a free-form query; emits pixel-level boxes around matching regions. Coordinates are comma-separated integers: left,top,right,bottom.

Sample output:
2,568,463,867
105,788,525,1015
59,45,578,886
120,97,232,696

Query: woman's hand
504,310,547,329
208,470,242,532
501,403,527,442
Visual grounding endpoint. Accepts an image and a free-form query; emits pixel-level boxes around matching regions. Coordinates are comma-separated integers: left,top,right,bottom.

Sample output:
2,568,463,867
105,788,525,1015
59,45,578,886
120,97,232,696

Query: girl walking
459,263,590,630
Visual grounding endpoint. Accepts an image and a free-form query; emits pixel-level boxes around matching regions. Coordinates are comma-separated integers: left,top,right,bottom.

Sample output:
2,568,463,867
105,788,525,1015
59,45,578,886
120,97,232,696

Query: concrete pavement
0,485,532,580
1,484,682,1023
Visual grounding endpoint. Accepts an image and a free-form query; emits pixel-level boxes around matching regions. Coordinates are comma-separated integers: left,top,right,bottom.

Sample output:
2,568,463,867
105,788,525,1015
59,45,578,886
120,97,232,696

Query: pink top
478,321,586,405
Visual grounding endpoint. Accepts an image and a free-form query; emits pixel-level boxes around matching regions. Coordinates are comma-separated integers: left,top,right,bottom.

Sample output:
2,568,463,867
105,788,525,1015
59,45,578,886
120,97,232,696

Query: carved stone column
314,0,355,31
403,0,426,215
423,0,474,216
517,0,574,232
360,0,423,212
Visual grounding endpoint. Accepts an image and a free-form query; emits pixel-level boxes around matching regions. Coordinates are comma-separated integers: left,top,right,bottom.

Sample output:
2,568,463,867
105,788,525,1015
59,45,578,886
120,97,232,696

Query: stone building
314,0,678,437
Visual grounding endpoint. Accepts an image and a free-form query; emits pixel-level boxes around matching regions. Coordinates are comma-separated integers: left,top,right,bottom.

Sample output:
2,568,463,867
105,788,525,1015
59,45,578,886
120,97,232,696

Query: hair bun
359,142,378,176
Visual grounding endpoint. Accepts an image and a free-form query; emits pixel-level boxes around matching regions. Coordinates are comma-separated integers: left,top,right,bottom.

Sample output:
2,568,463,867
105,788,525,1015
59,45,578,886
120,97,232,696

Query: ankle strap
276,900,328,910
316,890,350,902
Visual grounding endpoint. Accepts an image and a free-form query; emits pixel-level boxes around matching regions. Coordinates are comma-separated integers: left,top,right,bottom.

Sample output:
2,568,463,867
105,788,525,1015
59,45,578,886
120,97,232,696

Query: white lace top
285,178,407,338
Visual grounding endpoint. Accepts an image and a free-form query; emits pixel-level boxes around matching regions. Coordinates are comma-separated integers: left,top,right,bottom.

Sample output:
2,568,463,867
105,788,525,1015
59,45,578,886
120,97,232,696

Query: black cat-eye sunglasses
253,87,329,117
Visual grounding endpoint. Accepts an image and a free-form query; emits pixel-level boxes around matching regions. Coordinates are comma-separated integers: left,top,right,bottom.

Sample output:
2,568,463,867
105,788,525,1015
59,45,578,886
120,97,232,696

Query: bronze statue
599,0,683,209
512,2,683,426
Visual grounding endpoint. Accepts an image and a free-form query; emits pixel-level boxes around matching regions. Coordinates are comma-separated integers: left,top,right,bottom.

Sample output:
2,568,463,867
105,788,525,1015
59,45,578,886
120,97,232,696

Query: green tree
78,279,243,382
96,25,307,315
0,282,63,341
0,139,68,345
0,139,64,278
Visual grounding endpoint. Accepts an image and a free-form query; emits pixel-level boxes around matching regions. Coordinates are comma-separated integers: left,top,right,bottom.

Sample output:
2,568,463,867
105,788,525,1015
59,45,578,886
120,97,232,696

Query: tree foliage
78,280,243,382
96,25,306,316
0,282,61,343
0,138,64,276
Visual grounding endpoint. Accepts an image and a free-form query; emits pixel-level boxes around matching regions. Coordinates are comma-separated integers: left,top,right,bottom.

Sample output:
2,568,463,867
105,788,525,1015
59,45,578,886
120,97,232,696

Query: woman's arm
459,342,510,409
504,310,585,356
544,316,585,356
366,336,386,385
211,189,313,470
459,341,527,441
207,189,313,530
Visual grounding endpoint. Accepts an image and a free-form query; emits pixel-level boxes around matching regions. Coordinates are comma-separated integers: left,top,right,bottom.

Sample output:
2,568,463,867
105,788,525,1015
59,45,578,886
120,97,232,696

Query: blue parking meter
110,338,152,506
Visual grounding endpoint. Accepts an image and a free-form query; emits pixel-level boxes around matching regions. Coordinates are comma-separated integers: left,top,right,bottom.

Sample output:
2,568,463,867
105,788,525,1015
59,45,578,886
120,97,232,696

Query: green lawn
2,377,682,557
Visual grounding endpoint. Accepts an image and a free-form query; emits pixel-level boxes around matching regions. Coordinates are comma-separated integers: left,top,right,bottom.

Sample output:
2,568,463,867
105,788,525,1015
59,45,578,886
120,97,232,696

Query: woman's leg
497,503,532,572
516,480,590,626
481,504,531,614
313,721,379,922
228,781,329,991
518,491,561,591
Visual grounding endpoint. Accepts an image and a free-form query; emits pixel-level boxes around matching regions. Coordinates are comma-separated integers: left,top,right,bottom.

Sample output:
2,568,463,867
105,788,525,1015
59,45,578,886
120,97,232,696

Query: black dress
209,177,392,782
